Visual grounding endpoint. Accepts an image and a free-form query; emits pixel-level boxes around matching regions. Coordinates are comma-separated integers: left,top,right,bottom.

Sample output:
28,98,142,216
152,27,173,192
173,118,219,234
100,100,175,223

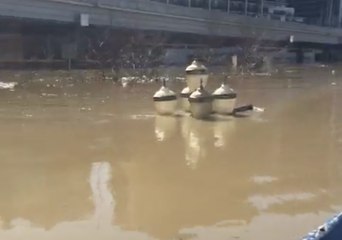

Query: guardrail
42,0,334,33
2,0,342,44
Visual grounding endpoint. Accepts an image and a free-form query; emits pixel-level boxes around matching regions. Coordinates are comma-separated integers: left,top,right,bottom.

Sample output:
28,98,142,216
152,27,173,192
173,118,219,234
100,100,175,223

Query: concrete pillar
231,54,238,72
209,0,212,10
227,0,230,14
166,0,169,4
339,0,342,27
263,56,272,73
296,49,304,64
245,0,248,15
46,35,52,59
328,0,334,26
188,0,191,7
260,0,264,16
324,0,330,26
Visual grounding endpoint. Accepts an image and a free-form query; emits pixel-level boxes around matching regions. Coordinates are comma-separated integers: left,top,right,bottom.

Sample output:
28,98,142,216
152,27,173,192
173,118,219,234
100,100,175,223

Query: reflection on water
248,192,317,211
181,116,237,169
154,116,178,142
251,175,278,185
0,67,342,239
90,162,114,228
213,117,236,148
182,117,204,169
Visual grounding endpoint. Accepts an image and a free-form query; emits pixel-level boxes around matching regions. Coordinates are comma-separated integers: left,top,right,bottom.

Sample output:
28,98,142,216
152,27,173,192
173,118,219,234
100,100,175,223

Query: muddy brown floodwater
0,65,342,240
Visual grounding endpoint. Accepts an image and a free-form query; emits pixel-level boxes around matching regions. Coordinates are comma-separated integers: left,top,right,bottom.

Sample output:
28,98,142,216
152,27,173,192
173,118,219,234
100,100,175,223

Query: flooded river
0,66,342,240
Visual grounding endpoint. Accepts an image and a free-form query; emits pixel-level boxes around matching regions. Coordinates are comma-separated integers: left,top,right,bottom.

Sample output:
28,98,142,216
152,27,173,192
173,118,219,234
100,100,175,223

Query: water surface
0,66,342,240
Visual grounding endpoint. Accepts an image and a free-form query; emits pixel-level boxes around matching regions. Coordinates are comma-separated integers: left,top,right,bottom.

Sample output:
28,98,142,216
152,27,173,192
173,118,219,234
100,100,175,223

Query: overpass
0,0,342,45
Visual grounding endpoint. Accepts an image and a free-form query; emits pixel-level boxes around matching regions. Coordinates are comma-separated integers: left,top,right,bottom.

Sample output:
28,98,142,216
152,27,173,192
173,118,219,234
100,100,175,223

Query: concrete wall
0,0,341,44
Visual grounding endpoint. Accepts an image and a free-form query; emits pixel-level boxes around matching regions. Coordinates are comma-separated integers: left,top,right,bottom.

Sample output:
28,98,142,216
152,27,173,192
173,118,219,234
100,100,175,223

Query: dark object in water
232,104,254,114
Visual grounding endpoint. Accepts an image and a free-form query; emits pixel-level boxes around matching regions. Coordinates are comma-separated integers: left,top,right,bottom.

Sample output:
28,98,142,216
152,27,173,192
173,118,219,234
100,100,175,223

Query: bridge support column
231,54,238,73
296,49,304,64
260,0,264,16
46,35,52,59
339,0,342,27
227,0,230,14
327,0,334,26
245,0,248,15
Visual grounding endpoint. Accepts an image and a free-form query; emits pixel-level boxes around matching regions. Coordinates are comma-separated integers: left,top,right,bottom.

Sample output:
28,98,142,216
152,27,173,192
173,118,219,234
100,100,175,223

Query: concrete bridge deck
0,0,342,44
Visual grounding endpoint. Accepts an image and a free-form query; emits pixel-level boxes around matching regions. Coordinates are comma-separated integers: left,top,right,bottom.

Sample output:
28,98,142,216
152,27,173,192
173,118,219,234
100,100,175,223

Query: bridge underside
0,17,341,68
0,0,341,45
0,0,342,67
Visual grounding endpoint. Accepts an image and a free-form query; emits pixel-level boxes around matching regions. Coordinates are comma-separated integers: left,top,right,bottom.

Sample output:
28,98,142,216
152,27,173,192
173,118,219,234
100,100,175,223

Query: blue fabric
302,213,342,240
321,217,342,240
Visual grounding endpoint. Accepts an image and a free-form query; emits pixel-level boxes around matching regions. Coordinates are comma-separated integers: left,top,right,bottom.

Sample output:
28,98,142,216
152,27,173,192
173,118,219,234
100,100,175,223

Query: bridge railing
38,0,342,41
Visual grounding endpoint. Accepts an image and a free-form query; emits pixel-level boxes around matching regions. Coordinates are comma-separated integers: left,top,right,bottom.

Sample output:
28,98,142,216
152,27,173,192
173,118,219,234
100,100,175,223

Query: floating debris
251,176,278,184
129,114,154,120
253,106,265,112
251,72,272,77
120,77,131,88
0,82,18,90
232,104,254,114
41,93,59,97
120,76,168,87
80,107,92,112
120,76,148,87
176,77,186,81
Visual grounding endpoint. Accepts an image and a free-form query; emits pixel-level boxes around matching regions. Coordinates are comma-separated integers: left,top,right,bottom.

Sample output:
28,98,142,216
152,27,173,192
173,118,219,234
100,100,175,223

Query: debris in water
251,176,278,184
253,106,265,112
0,82,17,90
120,76,172,87
129,114,154,120
155,129,165,142
289,35,294,43
80,107,92,112
251,72,271,77
42,93,58,97
120,77,130,88
176,77,185,81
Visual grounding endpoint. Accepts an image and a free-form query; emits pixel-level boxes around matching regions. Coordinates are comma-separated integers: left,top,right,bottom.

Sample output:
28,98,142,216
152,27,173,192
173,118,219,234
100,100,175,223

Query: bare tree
84,28,166,81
